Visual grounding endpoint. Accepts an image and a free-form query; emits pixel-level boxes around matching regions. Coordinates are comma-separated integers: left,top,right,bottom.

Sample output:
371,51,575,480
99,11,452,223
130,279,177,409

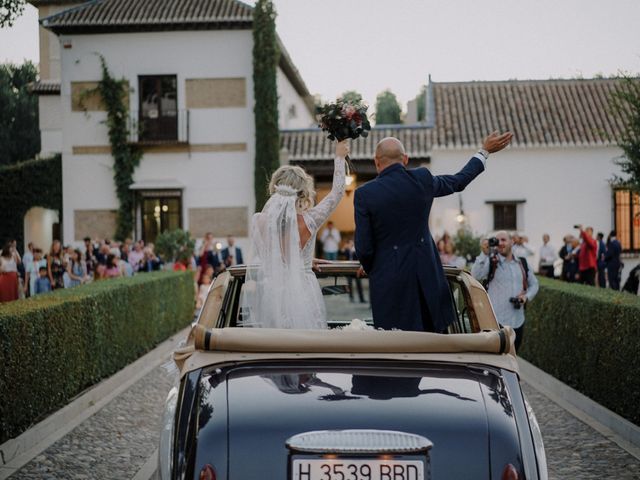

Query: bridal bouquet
318,99,372,173
318,99,372,142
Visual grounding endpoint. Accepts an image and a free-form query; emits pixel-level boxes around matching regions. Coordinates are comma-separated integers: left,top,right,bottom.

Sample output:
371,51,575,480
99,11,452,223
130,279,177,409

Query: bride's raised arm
305,141,349,231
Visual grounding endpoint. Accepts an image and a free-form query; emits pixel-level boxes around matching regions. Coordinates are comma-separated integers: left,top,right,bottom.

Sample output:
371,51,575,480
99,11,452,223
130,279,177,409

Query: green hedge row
520,277,640,425
0,271,194,443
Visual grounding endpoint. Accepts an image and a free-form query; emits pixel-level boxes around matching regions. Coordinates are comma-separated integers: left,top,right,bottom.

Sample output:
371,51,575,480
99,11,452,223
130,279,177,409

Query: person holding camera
471,231,538,350
575,224,597,286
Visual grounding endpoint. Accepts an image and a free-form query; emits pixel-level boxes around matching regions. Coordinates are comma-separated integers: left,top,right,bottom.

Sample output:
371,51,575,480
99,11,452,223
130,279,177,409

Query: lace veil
240,185,324,329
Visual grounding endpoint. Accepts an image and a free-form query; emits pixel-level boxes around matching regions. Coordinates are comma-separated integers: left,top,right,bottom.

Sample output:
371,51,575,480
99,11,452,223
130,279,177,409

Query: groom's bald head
374,137,408,173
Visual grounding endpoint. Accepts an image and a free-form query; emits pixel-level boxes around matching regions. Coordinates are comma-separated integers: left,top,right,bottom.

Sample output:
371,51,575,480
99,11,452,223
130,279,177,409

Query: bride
240,140,349,329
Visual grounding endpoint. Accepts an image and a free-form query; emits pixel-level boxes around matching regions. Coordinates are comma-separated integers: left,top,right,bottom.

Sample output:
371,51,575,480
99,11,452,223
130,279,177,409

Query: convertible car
159,262,547,480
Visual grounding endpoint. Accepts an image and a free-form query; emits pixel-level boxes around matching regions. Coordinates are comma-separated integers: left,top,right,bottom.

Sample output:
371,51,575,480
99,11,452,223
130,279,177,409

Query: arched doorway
23,207,59,252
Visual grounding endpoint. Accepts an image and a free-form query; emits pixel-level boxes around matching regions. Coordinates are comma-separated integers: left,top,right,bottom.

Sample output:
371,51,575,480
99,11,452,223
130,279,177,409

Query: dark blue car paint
173,360,535,480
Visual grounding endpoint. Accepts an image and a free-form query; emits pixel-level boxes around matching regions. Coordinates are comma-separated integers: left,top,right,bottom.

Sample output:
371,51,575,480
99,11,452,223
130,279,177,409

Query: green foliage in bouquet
155,228,195,264
253,0,280,211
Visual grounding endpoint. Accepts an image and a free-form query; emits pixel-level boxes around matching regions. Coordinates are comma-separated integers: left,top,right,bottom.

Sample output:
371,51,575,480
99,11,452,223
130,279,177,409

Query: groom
354,132,513,332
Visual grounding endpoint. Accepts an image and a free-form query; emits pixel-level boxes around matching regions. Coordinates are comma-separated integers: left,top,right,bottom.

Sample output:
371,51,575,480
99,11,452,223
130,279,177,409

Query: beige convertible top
174,325,518,377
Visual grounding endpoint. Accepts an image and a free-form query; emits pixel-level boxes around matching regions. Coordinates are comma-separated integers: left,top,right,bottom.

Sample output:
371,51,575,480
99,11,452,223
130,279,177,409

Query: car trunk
196,361,523,479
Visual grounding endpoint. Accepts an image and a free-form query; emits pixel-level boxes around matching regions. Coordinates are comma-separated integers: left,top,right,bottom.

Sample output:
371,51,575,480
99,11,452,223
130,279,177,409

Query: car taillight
502,464,520,480
199,464,217,480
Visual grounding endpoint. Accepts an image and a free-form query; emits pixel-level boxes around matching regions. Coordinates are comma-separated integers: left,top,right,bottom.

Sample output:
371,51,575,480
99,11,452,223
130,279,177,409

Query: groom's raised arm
354,188,375,274
433,131,513,197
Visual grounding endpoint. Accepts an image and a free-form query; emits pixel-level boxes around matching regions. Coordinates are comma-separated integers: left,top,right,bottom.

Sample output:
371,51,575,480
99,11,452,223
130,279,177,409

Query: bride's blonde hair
269,165,315,212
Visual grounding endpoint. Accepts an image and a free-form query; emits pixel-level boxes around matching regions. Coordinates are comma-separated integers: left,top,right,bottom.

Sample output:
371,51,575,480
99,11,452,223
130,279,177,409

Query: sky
1,0,640,109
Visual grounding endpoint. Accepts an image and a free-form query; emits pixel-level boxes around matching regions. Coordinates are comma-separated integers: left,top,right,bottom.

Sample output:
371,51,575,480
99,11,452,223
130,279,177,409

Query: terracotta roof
430,78,625,148
281,78,629,161
28,80,61,95
281,126,433,162
41,0,253,32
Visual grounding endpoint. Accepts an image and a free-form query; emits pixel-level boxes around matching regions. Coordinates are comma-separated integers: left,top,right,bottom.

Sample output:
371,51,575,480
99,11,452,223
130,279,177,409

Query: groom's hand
483,131,513,153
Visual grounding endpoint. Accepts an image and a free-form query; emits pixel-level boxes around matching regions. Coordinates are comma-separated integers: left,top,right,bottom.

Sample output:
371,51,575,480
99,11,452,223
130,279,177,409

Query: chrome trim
286,429,433,454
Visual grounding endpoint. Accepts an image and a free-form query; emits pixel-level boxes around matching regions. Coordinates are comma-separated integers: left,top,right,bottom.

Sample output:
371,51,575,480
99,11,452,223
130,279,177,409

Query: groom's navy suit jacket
354,157,485,332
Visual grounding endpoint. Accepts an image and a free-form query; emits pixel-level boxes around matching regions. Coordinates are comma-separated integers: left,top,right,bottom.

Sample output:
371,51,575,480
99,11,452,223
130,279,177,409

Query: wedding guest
577,225,597,286
596,232,607,288
64,249,86,288
320,221,341,260
22,242,34,270
221,236,243,267
196,273,213,310
25,248,46,297
512,233,534,259
104,254,122,278
83,239,97,279
47,240,66,290
605,230,623,290
559,235,578,282
128,241,144,273
0,243,20,303
138,247,162,272
538,234,556,278
34,266,52,295
340,239,365,303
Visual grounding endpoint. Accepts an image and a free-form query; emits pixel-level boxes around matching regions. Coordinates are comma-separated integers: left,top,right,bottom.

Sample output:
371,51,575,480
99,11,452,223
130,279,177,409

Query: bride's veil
240,185,321,329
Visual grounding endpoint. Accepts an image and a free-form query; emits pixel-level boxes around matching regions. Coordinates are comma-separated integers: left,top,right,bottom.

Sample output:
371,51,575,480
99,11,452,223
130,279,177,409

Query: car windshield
196,263,480,333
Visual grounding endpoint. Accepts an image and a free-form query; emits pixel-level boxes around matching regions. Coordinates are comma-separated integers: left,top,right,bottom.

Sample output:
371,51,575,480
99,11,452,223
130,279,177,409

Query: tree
340,90,363,104
609,76,640,191
253,0,280,211
415,85,427,123
374,89,402,125
0,0,24,28
0,62,40,166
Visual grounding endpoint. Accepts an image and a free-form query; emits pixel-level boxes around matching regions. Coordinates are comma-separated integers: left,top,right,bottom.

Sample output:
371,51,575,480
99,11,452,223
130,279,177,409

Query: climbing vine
96,56,142,240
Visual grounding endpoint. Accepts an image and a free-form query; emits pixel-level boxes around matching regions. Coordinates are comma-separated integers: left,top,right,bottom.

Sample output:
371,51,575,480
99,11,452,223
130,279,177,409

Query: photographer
471,231,539,350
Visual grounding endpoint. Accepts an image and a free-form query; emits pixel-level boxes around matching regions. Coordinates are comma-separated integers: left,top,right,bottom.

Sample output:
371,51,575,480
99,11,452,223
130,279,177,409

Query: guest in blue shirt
34,266,52,295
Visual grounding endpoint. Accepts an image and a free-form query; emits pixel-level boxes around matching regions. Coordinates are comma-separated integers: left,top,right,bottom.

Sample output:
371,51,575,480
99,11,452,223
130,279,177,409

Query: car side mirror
321,285,349,296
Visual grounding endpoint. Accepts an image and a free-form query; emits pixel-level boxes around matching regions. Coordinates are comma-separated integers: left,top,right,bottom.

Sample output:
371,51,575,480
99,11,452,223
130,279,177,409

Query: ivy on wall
0,155,62,249
95,56,142,241
252,0,280,211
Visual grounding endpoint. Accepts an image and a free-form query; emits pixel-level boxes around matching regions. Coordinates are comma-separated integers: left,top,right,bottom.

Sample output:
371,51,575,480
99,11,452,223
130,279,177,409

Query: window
136,190,182,243
138,75,178,142
614,189,640,252
493,203,517,231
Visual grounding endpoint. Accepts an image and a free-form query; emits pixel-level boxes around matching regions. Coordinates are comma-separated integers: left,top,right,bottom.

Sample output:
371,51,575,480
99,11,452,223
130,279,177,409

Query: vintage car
159,262,547,480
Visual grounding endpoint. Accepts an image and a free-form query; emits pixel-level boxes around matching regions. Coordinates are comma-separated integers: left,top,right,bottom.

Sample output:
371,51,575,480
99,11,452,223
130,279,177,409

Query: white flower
341,318,374,331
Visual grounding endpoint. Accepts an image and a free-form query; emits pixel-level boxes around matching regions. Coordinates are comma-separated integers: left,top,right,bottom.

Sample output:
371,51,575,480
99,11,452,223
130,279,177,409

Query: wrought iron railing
128,109,189,144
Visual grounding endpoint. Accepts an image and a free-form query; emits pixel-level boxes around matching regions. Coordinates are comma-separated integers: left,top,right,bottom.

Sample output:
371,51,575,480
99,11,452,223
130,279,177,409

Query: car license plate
292,459,424,480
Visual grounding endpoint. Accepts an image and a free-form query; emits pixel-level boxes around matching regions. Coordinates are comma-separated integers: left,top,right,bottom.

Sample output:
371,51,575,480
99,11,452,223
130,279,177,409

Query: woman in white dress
241,141,349,329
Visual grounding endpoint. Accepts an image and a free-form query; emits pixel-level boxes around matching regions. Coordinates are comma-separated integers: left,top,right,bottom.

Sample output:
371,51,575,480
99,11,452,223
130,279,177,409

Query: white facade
427,145,639,278
47,28,313,245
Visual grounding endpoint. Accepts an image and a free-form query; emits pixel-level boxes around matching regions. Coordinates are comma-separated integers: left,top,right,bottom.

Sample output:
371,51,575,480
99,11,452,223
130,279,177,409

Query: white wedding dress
240,155,345,329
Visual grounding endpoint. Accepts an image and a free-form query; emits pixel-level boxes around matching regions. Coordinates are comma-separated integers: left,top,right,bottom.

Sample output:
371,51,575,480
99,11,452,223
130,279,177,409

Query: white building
29,0,314,246
282,78,640,278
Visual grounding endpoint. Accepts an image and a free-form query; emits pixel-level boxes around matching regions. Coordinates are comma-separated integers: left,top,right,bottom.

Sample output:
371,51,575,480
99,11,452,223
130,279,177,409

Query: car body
160,262,547,480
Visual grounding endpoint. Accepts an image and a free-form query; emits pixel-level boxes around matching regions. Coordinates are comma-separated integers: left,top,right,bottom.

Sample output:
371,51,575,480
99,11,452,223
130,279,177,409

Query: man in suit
605,230,623,290
221,235,243,267
354,132,513,332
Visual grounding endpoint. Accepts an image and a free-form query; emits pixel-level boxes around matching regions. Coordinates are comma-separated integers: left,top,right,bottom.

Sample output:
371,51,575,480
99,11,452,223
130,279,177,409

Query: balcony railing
128,109,189,144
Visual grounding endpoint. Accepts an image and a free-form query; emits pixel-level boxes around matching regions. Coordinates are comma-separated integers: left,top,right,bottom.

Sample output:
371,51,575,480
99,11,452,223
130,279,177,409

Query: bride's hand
336,140,350,158
312,258,331,272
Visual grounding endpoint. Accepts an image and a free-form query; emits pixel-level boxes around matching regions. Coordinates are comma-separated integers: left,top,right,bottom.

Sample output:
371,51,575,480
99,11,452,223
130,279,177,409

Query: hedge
520,277,640,425
0,271,194,443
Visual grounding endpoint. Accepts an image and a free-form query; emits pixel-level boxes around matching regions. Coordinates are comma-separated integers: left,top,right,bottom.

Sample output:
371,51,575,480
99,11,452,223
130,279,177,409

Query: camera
488,237,499,247
509,296,524,309
573,224,581,229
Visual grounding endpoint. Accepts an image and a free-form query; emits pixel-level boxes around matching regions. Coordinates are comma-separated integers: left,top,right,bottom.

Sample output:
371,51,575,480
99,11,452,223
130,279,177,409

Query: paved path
5,356,640,479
